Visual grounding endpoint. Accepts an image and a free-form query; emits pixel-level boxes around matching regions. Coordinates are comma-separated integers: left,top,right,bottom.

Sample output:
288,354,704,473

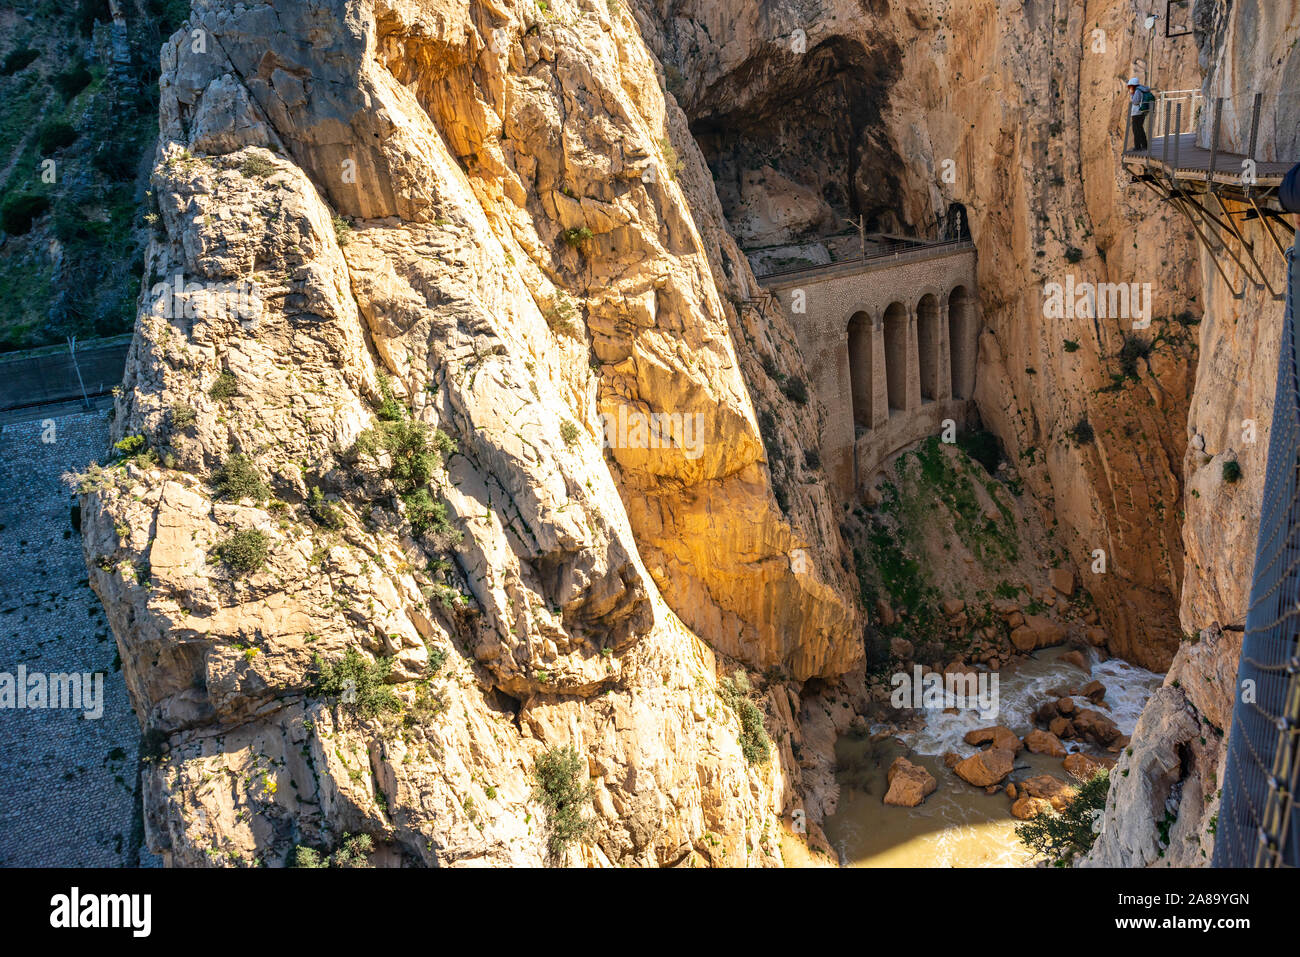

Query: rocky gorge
42,0,1298,866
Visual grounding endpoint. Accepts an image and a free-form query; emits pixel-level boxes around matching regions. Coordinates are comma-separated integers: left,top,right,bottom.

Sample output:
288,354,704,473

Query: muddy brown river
823,646,1163,867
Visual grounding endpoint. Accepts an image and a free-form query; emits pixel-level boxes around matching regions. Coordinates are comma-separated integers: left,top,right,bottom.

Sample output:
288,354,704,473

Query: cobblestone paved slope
0,408,156,866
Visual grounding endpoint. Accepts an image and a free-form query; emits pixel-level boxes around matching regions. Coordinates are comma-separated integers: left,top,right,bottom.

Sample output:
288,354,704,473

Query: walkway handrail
1214,230,1300,868
1151,90,1204,140
754,237,975,282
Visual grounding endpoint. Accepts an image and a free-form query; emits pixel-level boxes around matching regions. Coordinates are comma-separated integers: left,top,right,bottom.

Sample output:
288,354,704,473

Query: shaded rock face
84,0,871,867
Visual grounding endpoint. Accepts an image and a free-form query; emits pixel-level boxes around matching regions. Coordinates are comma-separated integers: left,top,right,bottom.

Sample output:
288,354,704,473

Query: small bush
533,745,595,860
1222,460,1242,484
1118,334,1151,379
238,153,276,179
170,403,197,430
781,377,809,405
1064,246,1084,264
1063,339,1080,353
212,453,269,501
384,420,439,492
332,214,352,247
717,676,771,765
1067,418,1095,445
560,226,593,249
312,647,402,717
542,295,580,337
376,374,404,422
290,833,373,868
208,370,238,402
52,63,93,98
113,434,147,458
214,528,269,574
307,486,343,529
559,420,580,448
38,121,79,154
657,136,683,180
402,487,455,540
1,193,51,235
0,48,39,75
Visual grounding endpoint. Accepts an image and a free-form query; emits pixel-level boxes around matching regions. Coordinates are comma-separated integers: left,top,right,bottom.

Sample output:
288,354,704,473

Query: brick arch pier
760,242,980,500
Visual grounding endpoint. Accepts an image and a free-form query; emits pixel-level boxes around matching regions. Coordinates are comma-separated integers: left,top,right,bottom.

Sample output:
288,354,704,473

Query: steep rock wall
83,0,865,867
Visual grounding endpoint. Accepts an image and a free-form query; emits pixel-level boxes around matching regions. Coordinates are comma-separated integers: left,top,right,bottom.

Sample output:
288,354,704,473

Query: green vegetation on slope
0,0,192,351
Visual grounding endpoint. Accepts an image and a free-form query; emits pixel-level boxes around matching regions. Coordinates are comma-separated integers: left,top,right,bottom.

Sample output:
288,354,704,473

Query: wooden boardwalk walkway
1123,132,1292,187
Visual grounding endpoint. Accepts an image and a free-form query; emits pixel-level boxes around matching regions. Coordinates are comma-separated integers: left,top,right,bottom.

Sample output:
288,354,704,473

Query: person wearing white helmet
1127,76,1154,152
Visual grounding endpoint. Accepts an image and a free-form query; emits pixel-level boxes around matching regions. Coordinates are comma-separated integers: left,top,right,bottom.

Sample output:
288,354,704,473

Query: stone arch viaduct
759,241,980,501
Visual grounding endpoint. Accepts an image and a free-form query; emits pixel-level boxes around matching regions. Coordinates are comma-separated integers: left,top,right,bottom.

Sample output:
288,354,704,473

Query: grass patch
238,153,276,179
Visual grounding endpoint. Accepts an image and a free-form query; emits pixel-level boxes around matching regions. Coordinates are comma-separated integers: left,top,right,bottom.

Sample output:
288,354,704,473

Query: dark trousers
1132,113,1149,151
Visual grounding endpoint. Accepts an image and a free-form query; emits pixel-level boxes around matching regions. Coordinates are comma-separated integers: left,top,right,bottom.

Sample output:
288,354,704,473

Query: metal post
1162,100,1173,167
1174,102,1183,171
67,336,89,410
1248,91,1263,162
1209,96,1222,183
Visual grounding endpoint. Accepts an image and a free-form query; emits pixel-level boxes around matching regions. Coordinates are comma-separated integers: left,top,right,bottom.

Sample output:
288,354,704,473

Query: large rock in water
963,725,1023,753
953,748,1015,786
1063,752,1115,777
883,757,937,807
1024,729,1066,757
1072,708,1122,745
1020,774,1076,811
1010,615,1067,652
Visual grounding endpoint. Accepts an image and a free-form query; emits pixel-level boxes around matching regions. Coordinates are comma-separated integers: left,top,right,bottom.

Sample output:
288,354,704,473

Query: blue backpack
1282,162,1300,213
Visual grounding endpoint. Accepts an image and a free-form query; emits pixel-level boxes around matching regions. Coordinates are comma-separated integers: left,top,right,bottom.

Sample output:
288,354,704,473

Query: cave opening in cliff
684,35,908,267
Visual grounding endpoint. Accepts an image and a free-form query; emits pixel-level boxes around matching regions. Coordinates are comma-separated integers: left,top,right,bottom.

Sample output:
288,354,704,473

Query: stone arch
916,293,941,402
848,310,879,429
883,301,909,413
949,284,977,399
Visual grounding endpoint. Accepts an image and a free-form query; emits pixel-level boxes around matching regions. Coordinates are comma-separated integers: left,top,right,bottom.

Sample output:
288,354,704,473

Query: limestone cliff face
642,0,1205,673
82,0,864,867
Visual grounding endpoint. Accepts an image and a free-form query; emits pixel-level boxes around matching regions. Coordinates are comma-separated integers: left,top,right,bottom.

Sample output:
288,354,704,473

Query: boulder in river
1011,795,1053,820
1079,679,1107,702
953,747,1015,786
883,757,937,807
1061,650,1088,669
963,725,1023,753
1025,729,1066,757
1020,774,1076,811
1062,752,1116,777
1072,708,1121,745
